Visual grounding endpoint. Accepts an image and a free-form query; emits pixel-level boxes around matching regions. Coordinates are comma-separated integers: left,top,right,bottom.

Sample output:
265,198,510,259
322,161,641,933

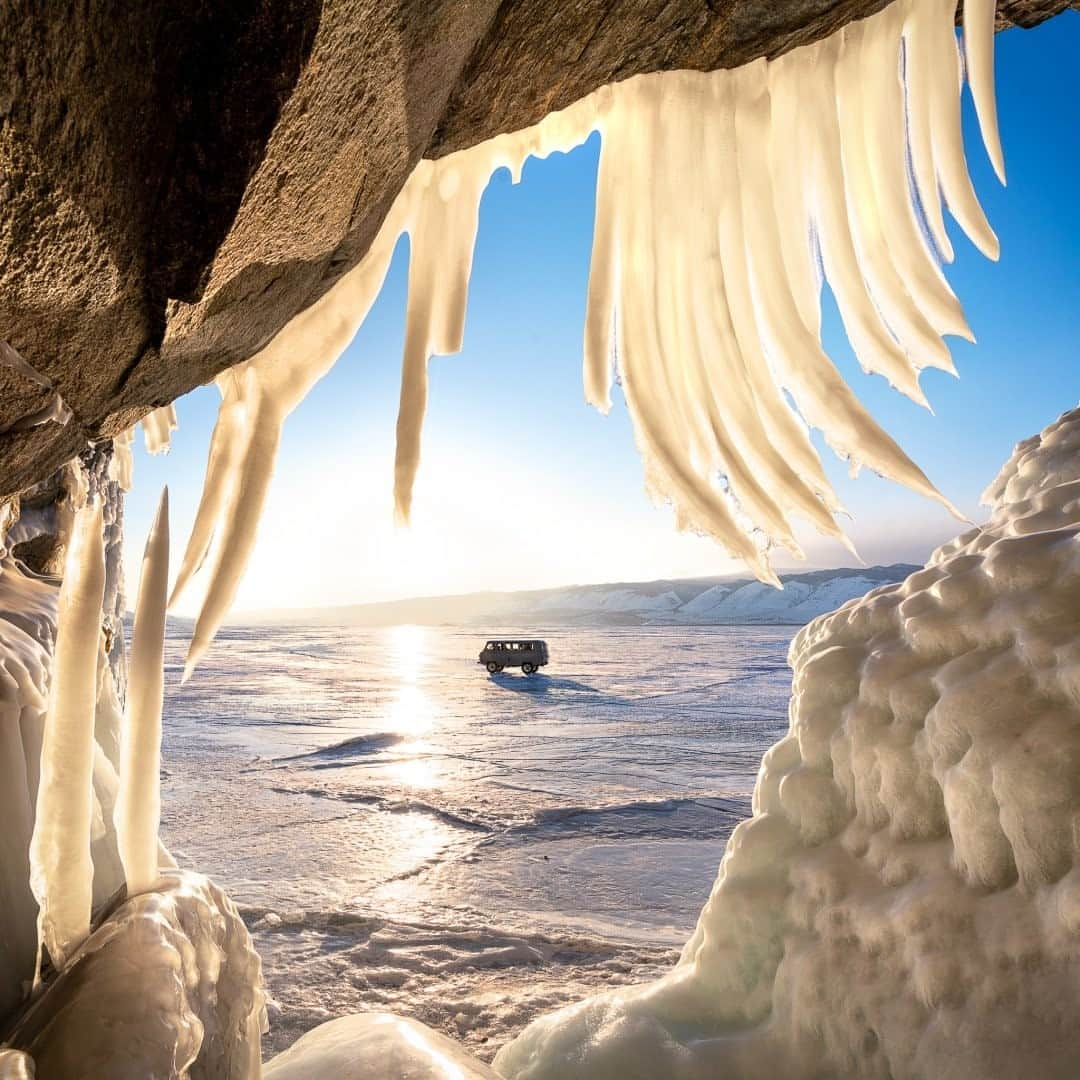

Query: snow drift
494,408,1080,1079
170,0,1002,677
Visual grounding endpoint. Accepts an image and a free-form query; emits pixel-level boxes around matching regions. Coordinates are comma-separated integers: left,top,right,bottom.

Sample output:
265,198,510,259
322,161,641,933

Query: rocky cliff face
0,1,1072,502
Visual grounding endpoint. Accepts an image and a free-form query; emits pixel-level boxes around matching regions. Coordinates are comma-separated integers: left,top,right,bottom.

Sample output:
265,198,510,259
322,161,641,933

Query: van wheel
522,662,536,675
487,661,500,673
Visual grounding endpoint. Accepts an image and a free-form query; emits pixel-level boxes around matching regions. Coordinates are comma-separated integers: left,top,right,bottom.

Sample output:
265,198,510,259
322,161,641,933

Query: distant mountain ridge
238,564,918,628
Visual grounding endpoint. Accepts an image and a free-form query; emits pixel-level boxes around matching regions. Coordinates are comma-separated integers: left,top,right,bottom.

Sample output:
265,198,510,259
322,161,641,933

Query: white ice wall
495,408,1080,1079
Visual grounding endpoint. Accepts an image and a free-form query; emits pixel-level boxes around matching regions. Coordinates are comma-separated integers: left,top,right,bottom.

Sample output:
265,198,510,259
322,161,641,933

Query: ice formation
28,501,105,969
114,487,169,896
172,0,1001,673
0,474,143,1017
108,426,135,492
7,870,266,1080
0,340,72,436
107,405,179,495
3,0,1070,1076
264,1014,499,1079
0,469,261,1076
142,403,179,456
495,406,1080,1079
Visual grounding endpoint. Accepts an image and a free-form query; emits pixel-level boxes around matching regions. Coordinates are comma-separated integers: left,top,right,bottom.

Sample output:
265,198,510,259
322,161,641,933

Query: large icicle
964,0,1006,183
173,0,1004,674
115,488,169,896
169,200,413,676
28,500,105,970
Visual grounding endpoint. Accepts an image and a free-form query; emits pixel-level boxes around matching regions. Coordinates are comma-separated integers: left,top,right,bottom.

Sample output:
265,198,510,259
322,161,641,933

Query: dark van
479,639,549,675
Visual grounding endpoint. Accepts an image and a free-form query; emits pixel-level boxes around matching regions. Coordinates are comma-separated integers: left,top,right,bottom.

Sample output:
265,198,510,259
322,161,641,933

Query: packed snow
169,0,1002,678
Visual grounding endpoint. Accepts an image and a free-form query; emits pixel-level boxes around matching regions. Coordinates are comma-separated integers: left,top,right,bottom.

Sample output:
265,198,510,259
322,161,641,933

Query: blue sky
126,12,1080,613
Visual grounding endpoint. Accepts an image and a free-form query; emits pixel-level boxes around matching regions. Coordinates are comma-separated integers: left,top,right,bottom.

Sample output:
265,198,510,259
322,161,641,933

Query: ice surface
495,406,1080,1078
171,0,1002,675
156,623,791,1058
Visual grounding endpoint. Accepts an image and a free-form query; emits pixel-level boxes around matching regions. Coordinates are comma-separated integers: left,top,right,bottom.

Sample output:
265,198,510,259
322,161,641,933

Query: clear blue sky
126,12,1080,613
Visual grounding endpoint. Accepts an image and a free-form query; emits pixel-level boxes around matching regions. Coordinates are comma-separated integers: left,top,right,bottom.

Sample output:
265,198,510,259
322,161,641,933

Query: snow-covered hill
245,565,918,628
490,566,916,626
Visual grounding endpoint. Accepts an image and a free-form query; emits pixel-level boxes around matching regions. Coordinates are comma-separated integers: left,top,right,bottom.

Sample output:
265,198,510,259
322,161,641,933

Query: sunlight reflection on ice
388,685,436,739
386,626,438,738
385,745,441,789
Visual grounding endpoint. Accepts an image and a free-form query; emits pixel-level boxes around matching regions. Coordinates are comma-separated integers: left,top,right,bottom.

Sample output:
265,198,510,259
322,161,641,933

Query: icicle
964,0,1006,184
109,427,135,492
141,404,178,456
170,201,407,676
28,500,105,970
173,0,1003,672
0,340,73,435
115,488,169,896
393,159,488,524
922,0,999,258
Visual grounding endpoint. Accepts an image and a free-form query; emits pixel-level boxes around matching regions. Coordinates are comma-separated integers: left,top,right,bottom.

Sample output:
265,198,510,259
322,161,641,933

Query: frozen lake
160,624,795,1059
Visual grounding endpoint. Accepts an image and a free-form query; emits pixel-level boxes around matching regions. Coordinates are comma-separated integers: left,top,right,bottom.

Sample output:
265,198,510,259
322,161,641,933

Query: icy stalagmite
115,488,169,896
28,501,105,969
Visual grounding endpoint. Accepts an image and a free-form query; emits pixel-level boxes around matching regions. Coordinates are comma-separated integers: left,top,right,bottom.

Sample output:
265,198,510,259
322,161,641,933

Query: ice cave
0,0,1078,1076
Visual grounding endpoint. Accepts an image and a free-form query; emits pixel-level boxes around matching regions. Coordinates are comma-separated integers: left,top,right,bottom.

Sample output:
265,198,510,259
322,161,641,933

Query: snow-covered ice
156,623,794,1059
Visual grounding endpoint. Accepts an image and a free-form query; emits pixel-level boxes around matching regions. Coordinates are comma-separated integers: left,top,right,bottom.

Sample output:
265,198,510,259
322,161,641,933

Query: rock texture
0,0,1074,501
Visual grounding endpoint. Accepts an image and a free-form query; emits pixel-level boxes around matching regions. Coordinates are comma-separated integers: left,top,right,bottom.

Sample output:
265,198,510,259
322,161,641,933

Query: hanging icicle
172,0,1005,675
141,404,179,456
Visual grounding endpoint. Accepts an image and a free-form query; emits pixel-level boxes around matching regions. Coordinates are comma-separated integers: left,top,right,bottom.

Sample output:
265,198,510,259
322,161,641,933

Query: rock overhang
0,0,1073,501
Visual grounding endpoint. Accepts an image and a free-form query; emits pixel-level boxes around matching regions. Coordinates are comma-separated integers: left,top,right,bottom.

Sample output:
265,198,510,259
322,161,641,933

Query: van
479,639,549,675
